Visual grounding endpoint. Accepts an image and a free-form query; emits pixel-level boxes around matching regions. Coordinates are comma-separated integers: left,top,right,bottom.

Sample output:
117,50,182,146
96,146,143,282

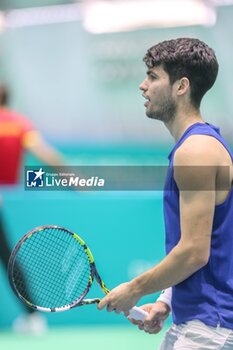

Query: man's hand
129,301,170,334
97,282,141,314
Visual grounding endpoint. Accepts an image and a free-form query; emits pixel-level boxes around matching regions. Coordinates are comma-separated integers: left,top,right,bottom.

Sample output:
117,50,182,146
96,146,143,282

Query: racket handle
128,306,164,328
128,306,148,321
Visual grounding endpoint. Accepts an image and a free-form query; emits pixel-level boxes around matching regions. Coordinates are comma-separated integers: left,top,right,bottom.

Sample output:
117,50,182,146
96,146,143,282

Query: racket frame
8,225,110,312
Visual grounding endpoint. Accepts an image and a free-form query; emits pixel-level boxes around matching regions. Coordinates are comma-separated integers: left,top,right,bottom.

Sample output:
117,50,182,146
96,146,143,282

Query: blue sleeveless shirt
164,122,233,329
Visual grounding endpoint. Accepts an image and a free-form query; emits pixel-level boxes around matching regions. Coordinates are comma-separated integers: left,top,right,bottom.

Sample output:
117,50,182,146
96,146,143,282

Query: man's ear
176,77,190,96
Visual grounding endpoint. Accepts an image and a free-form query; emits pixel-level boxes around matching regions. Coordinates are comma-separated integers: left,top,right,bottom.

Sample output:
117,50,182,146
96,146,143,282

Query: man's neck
165,106,204,142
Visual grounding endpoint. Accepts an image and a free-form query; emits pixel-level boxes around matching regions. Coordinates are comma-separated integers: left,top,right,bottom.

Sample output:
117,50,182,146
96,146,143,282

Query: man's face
139,65,177,123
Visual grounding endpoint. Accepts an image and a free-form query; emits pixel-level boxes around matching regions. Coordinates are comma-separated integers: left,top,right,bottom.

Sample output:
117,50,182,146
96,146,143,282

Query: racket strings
12,227,91,309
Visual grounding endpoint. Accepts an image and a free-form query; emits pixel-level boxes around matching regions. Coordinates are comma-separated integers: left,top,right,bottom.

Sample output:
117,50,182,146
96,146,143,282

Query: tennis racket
8,225,148,321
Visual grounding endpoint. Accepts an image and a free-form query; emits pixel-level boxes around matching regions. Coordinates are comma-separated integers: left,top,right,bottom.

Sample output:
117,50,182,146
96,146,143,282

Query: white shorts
159,320,233,350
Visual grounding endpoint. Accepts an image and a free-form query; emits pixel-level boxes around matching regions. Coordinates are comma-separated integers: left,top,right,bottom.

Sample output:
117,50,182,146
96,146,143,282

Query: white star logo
33,168,45,181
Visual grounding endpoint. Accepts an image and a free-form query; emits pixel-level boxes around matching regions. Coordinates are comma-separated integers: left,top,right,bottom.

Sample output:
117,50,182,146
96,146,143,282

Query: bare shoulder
173,134,233,194
174,134,231,166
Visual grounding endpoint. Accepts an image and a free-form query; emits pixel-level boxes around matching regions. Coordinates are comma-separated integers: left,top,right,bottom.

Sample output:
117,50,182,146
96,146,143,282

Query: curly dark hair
143,38,218,108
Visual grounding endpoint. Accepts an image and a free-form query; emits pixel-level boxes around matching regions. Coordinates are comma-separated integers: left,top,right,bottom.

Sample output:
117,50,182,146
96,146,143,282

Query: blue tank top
164,122,233,329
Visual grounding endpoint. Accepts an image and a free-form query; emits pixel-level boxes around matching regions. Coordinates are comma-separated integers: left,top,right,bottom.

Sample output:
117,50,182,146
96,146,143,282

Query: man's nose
139,79,147,91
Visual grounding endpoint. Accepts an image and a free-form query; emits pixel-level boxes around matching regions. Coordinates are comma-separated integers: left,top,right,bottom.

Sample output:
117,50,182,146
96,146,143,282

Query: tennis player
98,38,233,349
0,84,64,334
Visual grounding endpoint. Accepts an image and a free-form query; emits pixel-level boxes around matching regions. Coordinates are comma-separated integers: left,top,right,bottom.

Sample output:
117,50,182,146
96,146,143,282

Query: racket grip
128,306,148,321
128,306,164,328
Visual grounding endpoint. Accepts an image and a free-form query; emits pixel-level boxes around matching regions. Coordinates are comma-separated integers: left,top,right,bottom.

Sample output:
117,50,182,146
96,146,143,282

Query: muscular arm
130,139,216,297
131,184,214,297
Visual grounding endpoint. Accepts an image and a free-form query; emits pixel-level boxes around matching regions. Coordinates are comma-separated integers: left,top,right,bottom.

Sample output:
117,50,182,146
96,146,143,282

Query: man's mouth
143,94,150,107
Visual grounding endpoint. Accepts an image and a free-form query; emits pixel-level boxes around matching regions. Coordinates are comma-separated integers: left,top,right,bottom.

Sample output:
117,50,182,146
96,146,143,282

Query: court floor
0,325,168,350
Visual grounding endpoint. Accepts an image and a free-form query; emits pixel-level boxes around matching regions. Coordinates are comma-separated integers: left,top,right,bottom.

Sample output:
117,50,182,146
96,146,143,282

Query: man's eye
149,74,157,80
